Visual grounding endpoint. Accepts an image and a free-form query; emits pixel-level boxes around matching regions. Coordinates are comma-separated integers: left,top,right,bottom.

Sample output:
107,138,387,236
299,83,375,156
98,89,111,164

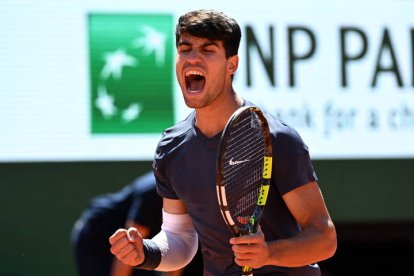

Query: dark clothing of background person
71,172,202,276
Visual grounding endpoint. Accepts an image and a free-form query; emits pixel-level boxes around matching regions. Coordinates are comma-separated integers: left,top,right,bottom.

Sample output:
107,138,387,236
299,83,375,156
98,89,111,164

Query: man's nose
186,49,202,63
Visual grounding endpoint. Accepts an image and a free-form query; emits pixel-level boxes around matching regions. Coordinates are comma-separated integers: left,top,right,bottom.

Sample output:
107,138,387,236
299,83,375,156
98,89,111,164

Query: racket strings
224,115,264,179
221,112,266,228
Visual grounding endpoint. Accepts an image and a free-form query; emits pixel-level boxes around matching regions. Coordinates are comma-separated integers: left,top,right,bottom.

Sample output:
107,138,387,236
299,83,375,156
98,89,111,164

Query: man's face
176,33,235,109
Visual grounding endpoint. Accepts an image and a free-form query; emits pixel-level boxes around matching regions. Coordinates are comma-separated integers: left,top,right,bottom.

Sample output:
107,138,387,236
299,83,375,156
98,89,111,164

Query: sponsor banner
0,1,413,161
89,14,174,134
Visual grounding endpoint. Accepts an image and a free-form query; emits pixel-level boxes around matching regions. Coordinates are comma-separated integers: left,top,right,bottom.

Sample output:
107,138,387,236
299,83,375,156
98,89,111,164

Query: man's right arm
162,197,188,215
109,198,197,271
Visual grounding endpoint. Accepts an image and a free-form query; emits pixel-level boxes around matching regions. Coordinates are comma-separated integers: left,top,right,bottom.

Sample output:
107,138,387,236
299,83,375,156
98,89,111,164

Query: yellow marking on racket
257,185,269,206
263,156,272,179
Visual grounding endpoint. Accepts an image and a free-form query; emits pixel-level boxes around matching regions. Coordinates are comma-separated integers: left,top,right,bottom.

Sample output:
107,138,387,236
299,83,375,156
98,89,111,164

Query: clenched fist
109,227,145,266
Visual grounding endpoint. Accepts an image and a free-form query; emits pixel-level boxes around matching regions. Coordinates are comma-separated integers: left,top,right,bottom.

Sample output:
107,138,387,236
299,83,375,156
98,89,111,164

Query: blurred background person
71,171,203,276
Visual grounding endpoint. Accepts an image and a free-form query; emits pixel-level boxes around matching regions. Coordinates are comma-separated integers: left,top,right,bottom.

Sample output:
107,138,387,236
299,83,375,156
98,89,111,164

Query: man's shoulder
164,111,194,136
156,111,195,154
243,100,308,154
263,112,310,155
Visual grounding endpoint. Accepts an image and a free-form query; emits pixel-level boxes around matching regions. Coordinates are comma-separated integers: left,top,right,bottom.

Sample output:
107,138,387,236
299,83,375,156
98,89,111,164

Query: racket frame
216,106,273,275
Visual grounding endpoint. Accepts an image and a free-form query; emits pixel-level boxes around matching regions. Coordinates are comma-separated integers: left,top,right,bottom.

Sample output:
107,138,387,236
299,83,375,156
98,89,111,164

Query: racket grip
242,265,253,275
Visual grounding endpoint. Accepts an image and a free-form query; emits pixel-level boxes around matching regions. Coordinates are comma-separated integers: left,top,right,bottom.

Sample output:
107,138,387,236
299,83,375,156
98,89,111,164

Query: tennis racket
216,106,273,276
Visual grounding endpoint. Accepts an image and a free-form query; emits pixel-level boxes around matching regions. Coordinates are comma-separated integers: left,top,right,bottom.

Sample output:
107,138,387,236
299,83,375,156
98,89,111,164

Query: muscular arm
231,181,337,268
111,218,186,276
268,181,337,266
109,198,197,272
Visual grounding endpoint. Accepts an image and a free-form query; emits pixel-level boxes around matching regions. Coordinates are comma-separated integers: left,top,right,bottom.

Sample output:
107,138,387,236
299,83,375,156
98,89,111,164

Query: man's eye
178,47,190,53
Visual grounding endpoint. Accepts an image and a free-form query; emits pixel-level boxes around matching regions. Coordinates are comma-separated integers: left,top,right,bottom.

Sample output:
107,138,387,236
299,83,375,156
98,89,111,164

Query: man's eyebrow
177,40,219,48
203,41,219,47
177,40,191,47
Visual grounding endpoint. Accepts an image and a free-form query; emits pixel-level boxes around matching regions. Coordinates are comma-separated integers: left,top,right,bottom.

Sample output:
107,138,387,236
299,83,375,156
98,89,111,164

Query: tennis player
110,9,337,275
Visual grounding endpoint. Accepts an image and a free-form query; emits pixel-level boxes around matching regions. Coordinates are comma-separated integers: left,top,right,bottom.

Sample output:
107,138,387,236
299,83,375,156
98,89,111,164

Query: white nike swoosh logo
229,158,250,166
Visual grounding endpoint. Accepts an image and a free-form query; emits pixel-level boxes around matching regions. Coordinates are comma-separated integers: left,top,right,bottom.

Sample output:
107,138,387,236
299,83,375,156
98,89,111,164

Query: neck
195,92,243,138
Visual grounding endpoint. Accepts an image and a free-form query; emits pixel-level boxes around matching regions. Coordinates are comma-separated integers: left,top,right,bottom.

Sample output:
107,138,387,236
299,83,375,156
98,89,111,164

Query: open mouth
185,70,206,93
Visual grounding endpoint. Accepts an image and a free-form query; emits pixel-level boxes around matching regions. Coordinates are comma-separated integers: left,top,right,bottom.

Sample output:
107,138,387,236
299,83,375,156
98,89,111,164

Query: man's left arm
230,181,337,268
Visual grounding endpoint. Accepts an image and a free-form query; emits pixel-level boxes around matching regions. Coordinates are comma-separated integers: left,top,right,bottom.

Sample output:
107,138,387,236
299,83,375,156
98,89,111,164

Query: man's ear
227,55,239,74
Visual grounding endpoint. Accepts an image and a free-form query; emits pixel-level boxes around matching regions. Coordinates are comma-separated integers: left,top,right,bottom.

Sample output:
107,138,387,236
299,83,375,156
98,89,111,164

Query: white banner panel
0,0,413,161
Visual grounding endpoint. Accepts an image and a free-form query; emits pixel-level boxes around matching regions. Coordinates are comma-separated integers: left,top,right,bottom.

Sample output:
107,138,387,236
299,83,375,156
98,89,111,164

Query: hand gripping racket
216,106,273,276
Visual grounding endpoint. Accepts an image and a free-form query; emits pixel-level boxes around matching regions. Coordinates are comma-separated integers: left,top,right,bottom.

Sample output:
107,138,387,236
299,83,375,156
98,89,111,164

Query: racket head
216,106,273,237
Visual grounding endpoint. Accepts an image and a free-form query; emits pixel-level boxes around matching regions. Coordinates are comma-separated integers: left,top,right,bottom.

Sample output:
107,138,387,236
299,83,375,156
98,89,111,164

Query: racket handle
242,265,253,275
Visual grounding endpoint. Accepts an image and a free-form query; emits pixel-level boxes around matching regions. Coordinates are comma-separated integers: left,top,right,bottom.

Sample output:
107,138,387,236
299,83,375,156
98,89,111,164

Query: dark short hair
175,9,242,58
